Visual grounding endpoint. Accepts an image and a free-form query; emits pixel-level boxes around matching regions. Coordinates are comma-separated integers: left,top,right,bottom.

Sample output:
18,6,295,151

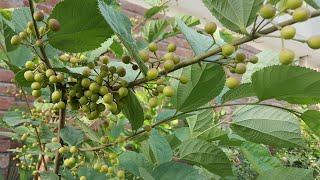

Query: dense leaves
222,83,256,103
60,125,84,146
300,110,320,137
148,130,173,164
121,90,144,130
257,167,314,180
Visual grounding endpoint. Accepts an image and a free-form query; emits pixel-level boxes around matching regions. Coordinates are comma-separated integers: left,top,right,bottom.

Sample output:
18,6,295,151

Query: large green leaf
40,172,59,180
202,0,264,33
300,110,320,137
119,152,153,176
98,0,148,75
305,0,320,9
152,162,206,180
179,139,233,177
257,167,314,180
48,0,113,52
12,8,31,33
240,142,282,174
252,65,320,104
231,105,303,147
121,90,144,130
222,83,256,103
148,130,173,165
142,19,169,42
60,125,84,146
3,111,30,127
2,20,16,52
187,109,214,134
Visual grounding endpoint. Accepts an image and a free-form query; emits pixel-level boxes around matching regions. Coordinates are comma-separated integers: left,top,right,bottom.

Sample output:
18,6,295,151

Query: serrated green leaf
121,90,144,130
3,111,30,127
179,139,233,177
156,109,176,122
98,0,148,75
202,0,264,33
257,167,314,180
222,83,256,103
252,65,320,104
75,119,100,143
144,4,168,19
231,105,303,147
142,19,169,42
48,0,113,52
152,162,206,180
77,167,106,180
187,109,214,133
240,142,282,174
148,130,173,165
300,110,320,137
60,125,84,146
197,126,228,142
119,152,153,176
2,20,16,52
12,8,31,33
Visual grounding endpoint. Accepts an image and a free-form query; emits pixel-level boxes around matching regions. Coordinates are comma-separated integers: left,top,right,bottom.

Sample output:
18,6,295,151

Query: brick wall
0,0,259,179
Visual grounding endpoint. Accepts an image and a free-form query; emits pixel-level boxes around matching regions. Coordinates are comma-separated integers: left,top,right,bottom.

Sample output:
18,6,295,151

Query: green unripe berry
122,55,131,64
81,78,91,88
147,68,158,80
163,86,174,97
118,87,128,98
235,63,247,74
34,73,44,82
204,22,217,34
25,61,35,69
109,66,117,74
132,64,139,70
45,69,55,77
279,49,295,65
33,11,44,21
117,170,125,179
48,19,60,32
167,43,176,52
100,165,108,173
56,101,66,109
259,4,276,19
139,50,149,62
82,67,91,77
103,94,113,104
144,125,152,132
24,71,34,82
31,82,41,90
286,0,303,10
69,146,78,154
148,42,158,52
148,97,158,108
32,90,41,98
100,55,109,64
69,57,80,63
163,52,174,61
19,31,28,39
91,94,100,102
58,146,68,154
39,26,46,35
107,167,114,174
173,56,180,64
80,176,87,180
106,102,118,113
95,76,103,85
100,136,108,144
94,163,102,170
11,35,21,45
281,26,296,39
49,75,58,84
51,91,62,103
79,96,88,105
179,75,189,84
307,35,320,49
226,77,240,89
235,53,246,63
164,60,175,72
222,44,235,57
116,66,126,77
99,86,109,96
249,56,259,64
97,103,106,112
89,82,100,93
56,73,64,83
292,8,310,22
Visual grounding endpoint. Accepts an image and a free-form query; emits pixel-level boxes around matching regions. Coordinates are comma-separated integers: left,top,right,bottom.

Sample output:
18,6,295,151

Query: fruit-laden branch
125,9,320,89
79,102,302,151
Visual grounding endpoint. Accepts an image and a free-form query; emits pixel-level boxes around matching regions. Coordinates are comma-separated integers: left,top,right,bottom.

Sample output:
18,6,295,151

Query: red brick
0,69,14,83
0,140,11,153
0,83,16,96
0,96,14,111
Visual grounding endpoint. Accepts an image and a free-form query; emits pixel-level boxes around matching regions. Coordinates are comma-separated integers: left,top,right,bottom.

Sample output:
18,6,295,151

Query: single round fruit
56,101,66,109
286,0,303,10
100,165,108,173
56,73,64,82
163,86,174,97
100,55,109,64
281,26,296,39
32,90,41,98
226,77,240,89
116,67,126,77
144,125,152,132
100,136,108,144
173,56,180,64
80,176,87,180
259,4,276,19
103,94,113,104
31,82,41,90
51,91,62,103
222,44,235,57
79,96,88,105
179,75,189,84
147,68,158,80
139,50,149,62
45,69,55,77
118,87,128,97
148,42,158,52
163,52,174,61
106,102,118,113
132,64,139,70
49,75,58,84
204,22,217,34
93,162,102,170
307,35,320,49
249,56,259,64
48,19,60,32
164,60,175,72
89,82,100,93
99,86,109,96
167,43,176,52
25,61,34,69
117,170,125,179
39,26,46,35
58,146,68,154
235,63,247,74
34,73,44,82
11,35,21,45
292,8,310,22
70,146,78,154
81,78,91,88
33,11,44,21
279,49,295,65
235,53,246,62
122,55,131,64
148,97,158,108
24,71,34,82
19,31,28,39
